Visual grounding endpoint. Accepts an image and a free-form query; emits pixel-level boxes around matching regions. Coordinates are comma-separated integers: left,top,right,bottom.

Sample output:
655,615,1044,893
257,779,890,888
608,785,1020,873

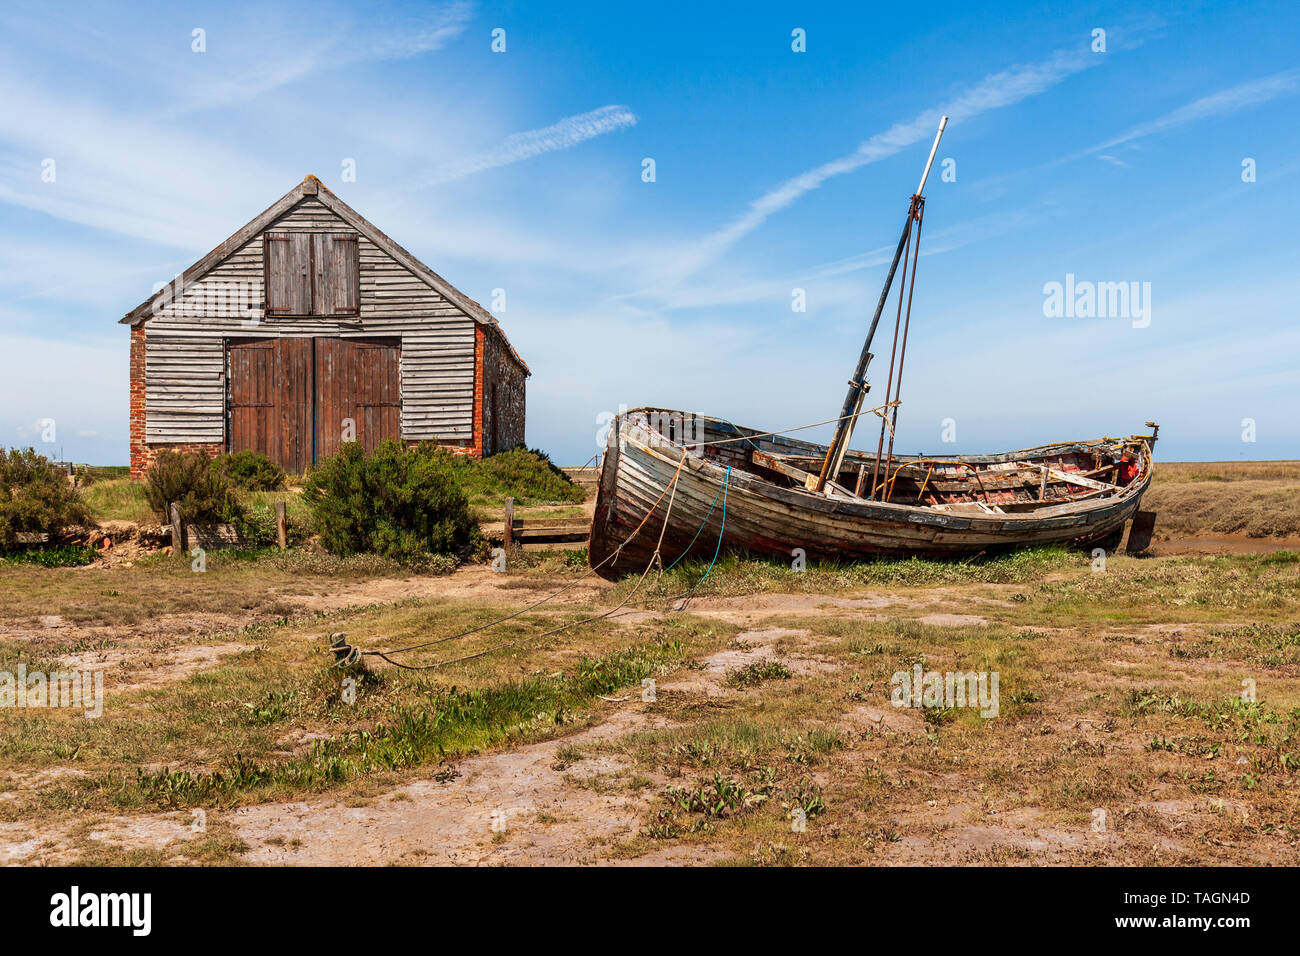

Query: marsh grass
618,547,1076,603
77,478,154,524
114,636,695,809
1022,553,1300,623
2,599,731,817
1146,461,1300,538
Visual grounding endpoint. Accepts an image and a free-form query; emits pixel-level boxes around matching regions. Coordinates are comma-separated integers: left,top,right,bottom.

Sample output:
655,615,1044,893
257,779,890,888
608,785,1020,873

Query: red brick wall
471,325,486,459
480,325,527,457
129,325,147,477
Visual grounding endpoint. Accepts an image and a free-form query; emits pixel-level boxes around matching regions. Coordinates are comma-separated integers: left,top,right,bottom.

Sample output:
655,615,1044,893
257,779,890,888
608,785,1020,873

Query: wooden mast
814,115,948,493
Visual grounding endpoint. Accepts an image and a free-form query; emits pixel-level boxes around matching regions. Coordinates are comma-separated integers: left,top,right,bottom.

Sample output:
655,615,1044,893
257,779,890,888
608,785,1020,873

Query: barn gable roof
120,175,528,374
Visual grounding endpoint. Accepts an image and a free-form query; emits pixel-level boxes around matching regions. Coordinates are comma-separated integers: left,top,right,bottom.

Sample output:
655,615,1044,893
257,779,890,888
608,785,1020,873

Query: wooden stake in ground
503,497,514,549
169,502,184,552
275,500,287,550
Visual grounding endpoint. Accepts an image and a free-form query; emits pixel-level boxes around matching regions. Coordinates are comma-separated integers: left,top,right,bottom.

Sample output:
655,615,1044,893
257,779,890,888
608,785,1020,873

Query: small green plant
210,450,286,491
1,543,97,567
143,449,241,525
665,773,769,818
243,690,297,725
305,440,477,562
726,659,793,688
0,447,92,548
783,779,827,820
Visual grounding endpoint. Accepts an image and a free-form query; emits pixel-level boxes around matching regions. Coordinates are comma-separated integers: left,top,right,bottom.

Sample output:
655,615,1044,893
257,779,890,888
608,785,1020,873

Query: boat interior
626,409,1156,516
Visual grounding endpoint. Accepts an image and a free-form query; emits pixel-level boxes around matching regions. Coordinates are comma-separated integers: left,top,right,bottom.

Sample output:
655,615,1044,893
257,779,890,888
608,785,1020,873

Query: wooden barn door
314,338,401,460
228,338,312,473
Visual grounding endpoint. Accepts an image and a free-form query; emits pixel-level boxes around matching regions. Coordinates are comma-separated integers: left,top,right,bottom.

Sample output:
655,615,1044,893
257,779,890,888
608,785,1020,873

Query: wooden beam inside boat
751,450,865,501
1035,465,1120,493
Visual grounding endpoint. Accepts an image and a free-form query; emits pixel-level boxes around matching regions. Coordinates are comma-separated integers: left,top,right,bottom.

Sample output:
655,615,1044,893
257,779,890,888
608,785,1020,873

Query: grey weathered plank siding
144,196,476,443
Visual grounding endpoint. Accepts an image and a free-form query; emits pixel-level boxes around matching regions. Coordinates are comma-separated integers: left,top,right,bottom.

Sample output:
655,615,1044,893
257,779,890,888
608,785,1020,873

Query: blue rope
695,466,731,586
671,466,731,599
664,465,730,571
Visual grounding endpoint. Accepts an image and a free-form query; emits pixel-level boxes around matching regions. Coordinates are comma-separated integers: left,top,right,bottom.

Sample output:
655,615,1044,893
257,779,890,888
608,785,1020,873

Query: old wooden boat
589,116,1158,578
588,410,1158,579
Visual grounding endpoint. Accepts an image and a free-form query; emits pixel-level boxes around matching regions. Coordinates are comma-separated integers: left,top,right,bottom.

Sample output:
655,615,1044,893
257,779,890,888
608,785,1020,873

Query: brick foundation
131,442,223,478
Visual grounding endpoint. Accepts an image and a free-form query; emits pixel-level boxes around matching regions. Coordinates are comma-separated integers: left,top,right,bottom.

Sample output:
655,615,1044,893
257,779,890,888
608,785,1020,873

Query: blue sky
1,0,1297,465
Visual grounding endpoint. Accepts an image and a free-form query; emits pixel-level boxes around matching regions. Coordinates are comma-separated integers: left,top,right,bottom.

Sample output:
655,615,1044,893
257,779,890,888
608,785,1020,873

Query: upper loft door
228,338,312,473
315,337,401,460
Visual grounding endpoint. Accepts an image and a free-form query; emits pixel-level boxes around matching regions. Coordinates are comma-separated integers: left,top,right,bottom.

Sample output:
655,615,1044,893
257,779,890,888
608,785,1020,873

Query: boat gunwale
614,407,1154,530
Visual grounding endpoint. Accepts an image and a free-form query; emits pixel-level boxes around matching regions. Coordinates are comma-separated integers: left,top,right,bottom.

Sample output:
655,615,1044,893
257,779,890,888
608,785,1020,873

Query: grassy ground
79,448,584,532
79,478,154,524
2,457,1295,865
0,544,1296,865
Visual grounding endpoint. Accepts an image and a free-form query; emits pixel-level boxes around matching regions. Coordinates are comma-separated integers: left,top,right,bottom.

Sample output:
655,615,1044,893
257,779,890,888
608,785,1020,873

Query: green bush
304,440,476,562
143,450,241,525
432,445,584,504
0,448,93,548
211,450,286,491
229,503,279,547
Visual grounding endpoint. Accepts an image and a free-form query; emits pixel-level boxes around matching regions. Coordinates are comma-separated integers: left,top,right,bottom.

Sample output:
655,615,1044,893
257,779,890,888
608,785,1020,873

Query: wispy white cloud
1084,68,1300,155
972,68,1300,192
166,2,475,114
663,46,1104,284
619,207,1043,313
413,105,638,187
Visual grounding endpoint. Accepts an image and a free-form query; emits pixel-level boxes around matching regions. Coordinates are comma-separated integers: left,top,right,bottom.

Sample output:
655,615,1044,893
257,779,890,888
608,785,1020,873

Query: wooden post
1126,510,1158,554
169,502,184,553
275,500,287,550
503,497,514,549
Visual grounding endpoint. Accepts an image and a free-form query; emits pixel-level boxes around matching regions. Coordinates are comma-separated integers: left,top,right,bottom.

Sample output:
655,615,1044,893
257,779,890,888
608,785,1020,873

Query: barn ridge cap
118,177,529,375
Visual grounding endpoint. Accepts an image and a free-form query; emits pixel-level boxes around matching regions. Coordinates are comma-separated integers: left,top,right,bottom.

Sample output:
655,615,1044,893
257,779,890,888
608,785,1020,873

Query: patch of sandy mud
0,811,199,866
660,628,829,696
293,566,610,614
882,806,1105,864
232,632,827,866
681,591,1000,630
232,704,711,866
0,822,74,865
684,593,903,622
57,642,253,694
835,702,929,737
0,767,89,805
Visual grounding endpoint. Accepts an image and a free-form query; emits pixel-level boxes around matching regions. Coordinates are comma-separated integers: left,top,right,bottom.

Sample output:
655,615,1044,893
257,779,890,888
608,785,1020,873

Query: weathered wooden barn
123,175,528,477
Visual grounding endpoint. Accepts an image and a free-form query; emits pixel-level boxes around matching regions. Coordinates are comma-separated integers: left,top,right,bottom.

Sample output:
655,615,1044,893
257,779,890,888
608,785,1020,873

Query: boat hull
589,409,1154,579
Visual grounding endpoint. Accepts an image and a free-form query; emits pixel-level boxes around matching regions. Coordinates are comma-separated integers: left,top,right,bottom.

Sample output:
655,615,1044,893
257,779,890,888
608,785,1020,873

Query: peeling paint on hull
589,409,1155,580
